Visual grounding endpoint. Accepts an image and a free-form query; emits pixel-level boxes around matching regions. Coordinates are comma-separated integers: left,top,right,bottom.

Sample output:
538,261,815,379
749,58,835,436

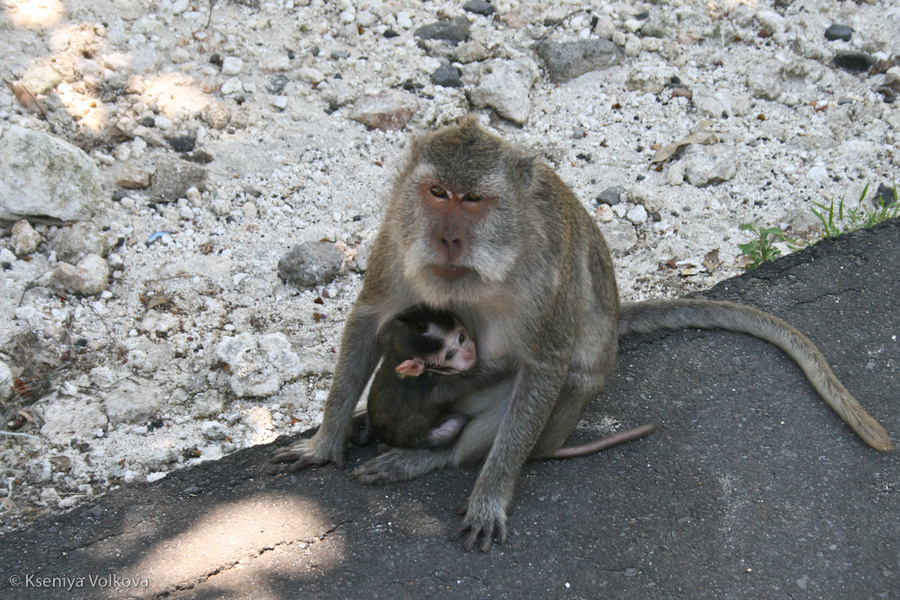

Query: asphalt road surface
2,219,898,600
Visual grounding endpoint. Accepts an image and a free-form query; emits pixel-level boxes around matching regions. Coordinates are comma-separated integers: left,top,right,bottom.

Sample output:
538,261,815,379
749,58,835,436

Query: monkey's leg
352,447,455,484
352,378,512,486
423,414,470,448
448,356,613,551
351,396,502,482
270,306,382,470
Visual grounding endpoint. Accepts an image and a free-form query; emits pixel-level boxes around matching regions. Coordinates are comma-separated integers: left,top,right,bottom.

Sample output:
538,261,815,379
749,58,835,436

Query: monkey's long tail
618,299,894,451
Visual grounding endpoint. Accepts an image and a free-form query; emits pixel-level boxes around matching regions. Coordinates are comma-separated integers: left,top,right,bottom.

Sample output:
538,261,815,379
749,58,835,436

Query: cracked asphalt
2,219,898,600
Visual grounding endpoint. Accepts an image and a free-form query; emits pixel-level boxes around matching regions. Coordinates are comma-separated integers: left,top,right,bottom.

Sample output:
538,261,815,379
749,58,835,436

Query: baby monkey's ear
396,357,427,378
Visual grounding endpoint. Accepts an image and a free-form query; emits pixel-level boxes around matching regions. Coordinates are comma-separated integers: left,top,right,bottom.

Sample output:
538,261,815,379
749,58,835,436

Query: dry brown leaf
5,80,48,120
703,249,721,275
145,296,170,311
649,121,718,165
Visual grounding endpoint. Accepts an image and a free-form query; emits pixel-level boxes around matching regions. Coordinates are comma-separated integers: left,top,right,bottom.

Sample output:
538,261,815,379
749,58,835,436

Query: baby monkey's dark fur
360,304,476,449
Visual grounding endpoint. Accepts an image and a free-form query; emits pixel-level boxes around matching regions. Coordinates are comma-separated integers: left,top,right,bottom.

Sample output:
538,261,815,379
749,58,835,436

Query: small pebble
414,17,470,44
875,183,897,206
463,1,494,16
833,51,875,72
267,74,289,94
597,186,625,206
430,64,462,87
824,24,853,42
221,56,243,76
168,135,196,152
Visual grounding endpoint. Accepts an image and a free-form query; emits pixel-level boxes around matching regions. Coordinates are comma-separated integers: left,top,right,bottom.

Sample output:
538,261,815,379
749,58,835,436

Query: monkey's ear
457,115,479,129
396,358,426,378
510,154,535,188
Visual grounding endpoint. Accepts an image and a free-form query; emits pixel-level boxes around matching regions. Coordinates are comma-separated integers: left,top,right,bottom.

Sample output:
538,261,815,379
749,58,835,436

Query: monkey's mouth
430,265,472,279
430,366,462,375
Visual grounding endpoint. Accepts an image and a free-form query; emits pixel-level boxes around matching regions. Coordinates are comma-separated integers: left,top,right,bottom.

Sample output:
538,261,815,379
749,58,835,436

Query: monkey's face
419,181,491,269
397,120,535,306
427,320,477,374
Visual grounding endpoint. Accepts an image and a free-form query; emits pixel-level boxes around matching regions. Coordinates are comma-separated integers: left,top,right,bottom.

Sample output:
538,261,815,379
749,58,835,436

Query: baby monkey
358,304,476,449
359,304,658,456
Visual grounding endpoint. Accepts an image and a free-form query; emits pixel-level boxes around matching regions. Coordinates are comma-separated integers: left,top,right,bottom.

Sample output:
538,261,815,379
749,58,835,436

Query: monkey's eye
463,192,482,202
430,185,448,198
458,332,466,343
445,349,455,360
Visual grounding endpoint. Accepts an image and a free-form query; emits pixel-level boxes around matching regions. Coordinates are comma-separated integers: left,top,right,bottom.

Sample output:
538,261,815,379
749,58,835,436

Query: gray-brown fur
271,118,892,552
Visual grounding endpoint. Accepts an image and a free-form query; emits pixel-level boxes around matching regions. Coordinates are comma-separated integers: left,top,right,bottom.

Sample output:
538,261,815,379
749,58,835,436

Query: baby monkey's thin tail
618,299,893,451
546,422,659,459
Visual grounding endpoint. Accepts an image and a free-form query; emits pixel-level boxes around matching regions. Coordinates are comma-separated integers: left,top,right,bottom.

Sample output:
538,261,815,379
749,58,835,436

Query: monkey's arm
451,359,569,551
427,356,517,406
270,304,383,469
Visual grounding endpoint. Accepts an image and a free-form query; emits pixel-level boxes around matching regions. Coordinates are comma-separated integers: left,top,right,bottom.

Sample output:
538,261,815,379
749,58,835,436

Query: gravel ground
1,0,898,531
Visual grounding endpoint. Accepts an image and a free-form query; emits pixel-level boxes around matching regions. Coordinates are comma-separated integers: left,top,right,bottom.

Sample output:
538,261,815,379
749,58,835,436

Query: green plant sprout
738,182,898,270
737,223,791,269
811,182,900,238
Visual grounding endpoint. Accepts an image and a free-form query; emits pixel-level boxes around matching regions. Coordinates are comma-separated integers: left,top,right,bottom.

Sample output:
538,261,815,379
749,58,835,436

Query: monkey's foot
351,447,452,485
269,435,347,471
350,412,374,446
450,494,508,552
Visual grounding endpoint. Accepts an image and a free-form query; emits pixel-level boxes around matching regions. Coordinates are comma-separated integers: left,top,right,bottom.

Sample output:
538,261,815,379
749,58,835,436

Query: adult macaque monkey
271,118,893,552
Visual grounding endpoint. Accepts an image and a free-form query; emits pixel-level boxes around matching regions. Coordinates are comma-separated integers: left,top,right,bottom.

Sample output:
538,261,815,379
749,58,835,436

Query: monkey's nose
438,229,464,261
440,234,461,251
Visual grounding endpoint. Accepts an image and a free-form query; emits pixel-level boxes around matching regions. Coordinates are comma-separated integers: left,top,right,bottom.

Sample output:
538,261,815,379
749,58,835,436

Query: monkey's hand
269,432,347,471
351,447,450,484
451,494,508,552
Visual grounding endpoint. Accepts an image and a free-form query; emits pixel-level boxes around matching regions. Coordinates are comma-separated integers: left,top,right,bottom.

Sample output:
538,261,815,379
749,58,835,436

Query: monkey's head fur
388,118,545,308
387,305,459,360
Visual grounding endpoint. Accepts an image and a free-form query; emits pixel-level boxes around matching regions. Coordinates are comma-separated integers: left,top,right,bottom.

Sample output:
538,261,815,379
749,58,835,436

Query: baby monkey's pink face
393,317,477,379
427,320,477,374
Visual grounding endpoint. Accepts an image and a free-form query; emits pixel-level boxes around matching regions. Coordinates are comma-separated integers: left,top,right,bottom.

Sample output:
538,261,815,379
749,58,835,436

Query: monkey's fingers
286,454,343,471
352,448,448,484
450,512,508,552
269,440,347,470
349,412,373,446
351,452,412,484
351,462,388,485
268,448,296,463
